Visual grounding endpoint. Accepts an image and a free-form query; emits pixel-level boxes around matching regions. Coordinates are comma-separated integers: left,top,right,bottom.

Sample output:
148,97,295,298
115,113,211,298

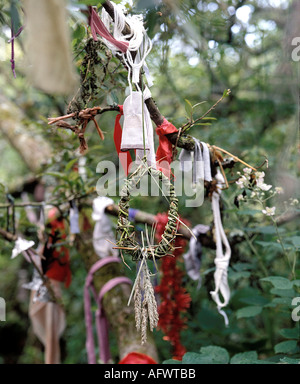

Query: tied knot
78,107,101,120
214,257,230,270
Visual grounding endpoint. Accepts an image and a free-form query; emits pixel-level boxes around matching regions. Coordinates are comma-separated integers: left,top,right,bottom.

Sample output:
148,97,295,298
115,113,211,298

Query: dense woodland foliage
0,0,299,364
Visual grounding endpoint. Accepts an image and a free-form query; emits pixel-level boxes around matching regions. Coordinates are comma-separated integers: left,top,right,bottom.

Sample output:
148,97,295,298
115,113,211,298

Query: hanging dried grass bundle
133,256,159,345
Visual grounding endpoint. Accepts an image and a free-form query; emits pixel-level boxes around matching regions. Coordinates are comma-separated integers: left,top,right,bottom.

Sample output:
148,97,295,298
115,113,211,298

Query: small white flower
256,178,272,191
236,175,249,189
275,187,284,195
237,194,244,202
243,167,252,175
256,171,265,180
251,191,257,198
262,206,276,216
290,199,299,206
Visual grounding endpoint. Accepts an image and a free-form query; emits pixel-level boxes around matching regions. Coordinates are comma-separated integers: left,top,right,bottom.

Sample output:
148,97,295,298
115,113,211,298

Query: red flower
155,213,191,361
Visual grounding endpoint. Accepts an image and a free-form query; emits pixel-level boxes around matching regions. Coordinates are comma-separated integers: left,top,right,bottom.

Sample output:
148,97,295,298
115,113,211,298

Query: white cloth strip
70,202,80,235
100,3,153,91
179,138,212,184
210,170,231,326
183,224,210,286
11,238,35,259
92,197,119,259
121,90,155,167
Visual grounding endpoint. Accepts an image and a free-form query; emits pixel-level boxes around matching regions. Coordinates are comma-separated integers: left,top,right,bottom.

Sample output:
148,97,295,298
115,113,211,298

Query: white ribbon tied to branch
121,88,155,167
179,138,212,185
210,170,231,326
101,2,153,92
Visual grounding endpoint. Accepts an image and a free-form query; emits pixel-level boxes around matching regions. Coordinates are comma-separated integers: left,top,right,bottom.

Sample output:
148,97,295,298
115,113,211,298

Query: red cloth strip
156,118,178,177
114,105,134,176
89,7,129,53
45,210,71,288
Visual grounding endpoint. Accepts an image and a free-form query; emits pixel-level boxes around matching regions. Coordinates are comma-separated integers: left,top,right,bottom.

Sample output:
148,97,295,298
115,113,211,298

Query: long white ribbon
210,170,231,326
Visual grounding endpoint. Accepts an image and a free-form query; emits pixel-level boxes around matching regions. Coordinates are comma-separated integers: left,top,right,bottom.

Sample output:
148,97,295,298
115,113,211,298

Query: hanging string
210,170,231,326
8,23,24,78
99,3,153,92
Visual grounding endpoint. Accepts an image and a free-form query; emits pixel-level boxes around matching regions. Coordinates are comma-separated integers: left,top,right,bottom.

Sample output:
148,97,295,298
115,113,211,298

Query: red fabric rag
45,209,71,288
114,105,134,176
89,7,129,53
156,118,178,177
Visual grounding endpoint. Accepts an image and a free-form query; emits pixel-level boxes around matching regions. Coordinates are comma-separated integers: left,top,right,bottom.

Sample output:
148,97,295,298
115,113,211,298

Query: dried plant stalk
133,260,159,345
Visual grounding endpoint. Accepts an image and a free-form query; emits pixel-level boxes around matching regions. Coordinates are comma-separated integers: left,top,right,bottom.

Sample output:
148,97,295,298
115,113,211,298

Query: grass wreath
117,161,179,261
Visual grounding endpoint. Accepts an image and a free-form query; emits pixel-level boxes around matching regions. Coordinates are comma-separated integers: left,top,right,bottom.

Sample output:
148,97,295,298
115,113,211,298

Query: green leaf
270,288,296,297
229,270,251,282
261,276,293,290
78,0,104,5
274,340,298,354
233,263,254,272
162,359,182,364
236,306,262,319
44,172,71,183
291,236,300,248
239,296,269,306
223,89,231,98
255,241,282,251
272,297,293,306
293,280,300,287
280,357,300,364
244,226,285,235
182,346,229,364
184,99,193,119
231,351,258,364
193,123,212,126
199,346,230,364
182,352,206,364
237,209,261,216
10,0,21,31
65,158,79,173
279,328,300,339
201,117,217,120
192,101,207,109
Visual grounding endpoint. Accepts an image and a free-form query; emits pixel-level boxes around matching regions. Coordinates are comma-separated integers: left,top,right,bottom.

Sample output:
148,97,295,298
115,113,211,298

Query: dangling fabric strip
69,200,80,235
89,7,129,53
92,197,119,259
114,105,134,175
100,3,153,93
121,90,155,167
183,224,210,287
84,257,132,364
44,209,71,288
156,118,178,177
210,171,231,326
179,138,212,184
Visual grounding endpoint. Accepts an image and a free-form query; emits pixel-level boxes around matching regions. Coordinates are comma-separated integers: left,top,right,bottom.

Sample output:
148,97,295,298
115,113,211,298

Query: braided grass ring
117,165,179,261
